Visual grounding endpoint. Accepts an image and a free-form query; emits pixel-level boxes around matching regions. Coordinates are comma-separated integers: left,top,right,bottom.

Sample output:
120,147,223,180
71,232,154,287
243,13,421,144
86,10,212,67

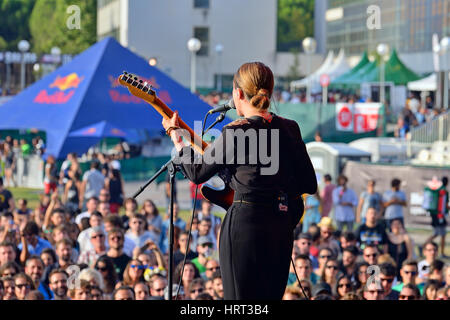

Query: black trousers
219,196,303,300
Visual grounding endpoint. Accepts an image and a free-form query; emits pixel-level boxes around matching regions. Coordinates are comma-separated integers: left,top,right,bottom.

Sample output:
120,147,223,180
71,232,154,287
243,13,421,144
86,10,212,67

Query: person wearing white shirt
126,213,159,249
332,175,358,232
79,161,105,208
75,197,99,228
77,212,104,254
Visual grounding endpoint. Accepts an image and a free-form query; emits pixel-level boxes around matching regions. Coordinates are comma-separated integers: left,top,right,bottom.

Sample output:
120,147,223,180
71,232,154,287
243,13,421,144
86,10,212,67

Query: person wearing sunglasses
188,278,205,300
392,259,425,295
123,259,145,287
335,274,353,299
106,228,131,281
398,283,420,300
78,226,107,268
363,281,385,300
191,236,215,275
94,255,118,296
314,247,334,278
149,274,167,298
362,244,379,266
133,282,150,300
321,259,341,289
127,213,158,249
113,285,135,300
204,259,220,280
14,273,35,300
379,262,399,300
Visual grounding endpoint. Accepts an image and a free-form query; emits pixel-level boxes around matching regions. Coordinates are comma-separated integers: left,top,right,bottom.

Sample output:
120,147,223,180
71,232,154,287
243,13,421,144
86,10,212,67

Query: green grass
9,187,43,209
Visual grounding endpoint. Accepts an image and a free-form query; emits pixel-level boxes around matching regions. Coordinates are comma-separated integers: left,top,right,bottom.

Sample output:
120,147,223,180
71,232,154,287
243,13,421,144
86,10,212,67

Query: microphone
207,99,235,114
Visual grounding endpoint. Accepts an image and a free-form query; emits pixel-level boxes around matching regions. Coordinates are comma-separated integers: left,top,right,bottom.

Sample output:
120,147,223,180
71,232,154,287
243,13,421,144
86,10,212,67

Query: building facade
97,0,325,90
326,0,450,73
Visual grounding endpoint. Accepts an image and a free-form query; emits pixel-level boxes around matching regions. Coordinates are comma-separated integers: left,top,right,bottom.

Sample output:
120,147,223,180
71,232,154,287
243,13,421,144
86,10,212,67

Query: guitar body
200,184,234,211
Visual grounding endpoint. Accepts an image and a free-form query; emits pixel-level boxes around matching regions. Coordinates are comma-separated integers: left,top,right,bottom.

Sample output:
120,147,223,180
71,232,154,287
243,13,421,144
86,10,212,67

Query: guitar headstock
118,71,157,102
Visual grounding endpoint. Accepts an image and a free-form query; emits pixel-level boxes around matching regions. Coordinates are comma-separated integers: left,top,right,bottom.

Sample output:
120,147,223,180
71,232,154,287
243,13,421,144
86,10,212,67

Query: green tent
331,51,370,87
332,49,420,87
364,49,420,85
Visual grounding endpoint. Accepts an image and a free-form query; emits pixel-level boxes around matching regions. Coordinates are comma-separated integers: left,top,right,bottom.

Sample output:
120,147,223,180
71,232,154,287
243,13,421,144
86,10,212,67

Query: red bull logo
108,74,172,105
82,127,97,135
34,73,84,104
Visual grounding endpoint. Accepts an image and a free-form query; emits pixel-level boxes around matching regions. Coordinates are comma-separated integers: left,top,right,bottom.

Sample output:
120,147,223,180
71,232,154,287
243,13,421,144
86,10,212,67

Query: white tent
407,73,450,92
290,49,351,93
290,51,335,91
327,49,351,82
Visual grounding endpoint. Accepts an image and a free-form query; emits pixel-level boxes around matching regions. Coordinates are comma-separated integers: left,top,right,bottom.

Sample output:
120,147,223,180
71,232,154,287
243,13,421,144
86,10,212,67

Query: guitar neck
118,73,208,154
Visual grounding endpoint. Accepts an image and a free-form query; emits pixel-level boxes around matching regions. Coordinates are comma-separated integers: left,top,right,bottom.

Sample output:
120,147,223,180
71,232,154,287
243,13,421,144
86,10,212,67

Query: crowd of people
0,147,449,300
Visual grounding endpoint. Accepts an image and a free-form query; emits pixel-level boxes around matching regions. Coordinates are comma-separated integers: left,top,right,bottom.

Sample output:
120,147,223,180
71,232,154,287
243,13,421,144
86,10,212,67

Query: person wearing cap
332,175,358,232
311,282,332,299
191,236,214,275
317,217,340,258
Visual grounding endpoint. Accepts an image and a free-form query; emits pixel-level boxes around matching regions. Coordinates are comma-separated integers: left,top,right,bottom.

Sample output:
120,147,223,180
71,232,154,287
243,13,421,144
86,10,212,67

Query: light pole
18,40,30,91
302,37,317,103
440,37,449,109
148,57,158,67
215,43,224,92
377,43,389,106
187,38,201,93
51,46,61,72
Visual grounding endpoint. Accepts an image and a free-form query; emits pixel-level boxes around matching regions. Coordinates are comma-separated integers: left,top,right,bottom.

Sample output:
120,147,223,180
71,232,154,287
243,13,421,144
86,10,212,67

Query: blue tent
68,120,137,139
0,37,226,158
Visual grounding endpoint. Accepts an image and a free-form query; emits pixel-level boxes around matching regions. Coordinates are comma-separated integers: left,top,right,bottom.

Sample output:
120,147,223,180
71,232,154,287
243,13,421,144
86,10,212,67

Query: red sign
320,74,330,87
337,105,352,128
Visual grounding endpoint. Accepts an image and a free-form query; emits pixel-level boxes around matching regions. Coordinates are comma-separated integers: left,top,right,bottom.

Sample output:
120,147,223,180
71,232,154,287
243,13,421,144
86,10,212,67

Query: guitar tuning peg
134,77,138,81
139,80,143,83
123,71,128,75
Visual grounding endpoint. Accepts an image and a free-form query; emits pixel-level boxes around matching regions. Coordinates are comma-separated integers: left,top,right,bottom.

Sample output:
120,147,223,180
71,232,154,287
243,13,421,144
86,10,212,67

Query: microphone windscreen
228,99,235,109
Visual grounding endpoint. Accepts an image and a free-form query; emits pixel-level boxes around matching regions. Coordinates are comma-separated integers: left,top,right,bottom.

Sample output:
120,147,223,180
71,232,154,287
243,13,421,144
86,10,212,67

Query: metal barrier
1,155,45,188
409,110,450,143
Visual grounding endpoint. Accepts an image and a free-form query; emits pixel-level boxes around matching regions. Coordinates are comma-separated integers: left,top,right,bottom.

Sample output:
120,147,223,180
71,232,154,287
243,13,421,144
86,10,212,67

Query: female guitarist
162,62,317,300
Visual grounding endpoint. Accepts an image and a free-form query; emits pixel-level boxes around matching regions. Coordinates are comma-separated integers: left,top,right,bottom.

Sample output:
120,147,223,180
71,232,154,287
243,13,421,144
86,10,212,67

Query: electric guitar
118,71,234,210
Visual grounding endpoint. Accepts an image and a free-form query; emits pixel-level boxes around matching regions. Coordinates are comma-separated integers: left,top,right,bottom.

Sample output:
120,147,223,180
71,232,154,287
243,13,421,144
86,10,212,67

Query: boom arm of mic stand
204,110,227,135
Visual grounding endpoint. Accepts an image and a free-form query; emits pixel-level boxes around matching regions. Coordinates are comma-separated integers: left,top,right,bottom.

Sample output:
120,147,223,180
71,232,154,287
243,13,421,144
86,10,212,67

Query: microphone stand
132,159,180,300
131,109,228,301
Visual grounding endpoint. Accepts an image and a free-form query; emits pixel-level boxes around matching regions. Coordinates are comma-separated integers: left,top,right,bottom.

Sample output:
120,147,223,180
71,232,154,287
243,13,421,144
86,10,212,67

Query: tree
0,0,36,51
277,0,314,52
29,0,96,54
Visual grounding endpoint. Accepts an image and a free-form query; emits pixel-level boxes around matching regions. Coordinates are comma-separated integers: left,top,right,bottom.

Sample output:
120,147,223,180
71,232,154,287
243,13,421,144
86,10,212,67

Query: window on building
194,0,209,9
194,27,209,56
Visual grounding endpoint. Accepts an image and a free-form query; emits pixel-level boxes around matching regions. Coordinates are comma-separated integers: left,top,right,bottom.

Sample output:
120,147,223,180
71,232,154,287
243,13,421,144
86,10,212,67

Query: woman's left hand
162,111,180,131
